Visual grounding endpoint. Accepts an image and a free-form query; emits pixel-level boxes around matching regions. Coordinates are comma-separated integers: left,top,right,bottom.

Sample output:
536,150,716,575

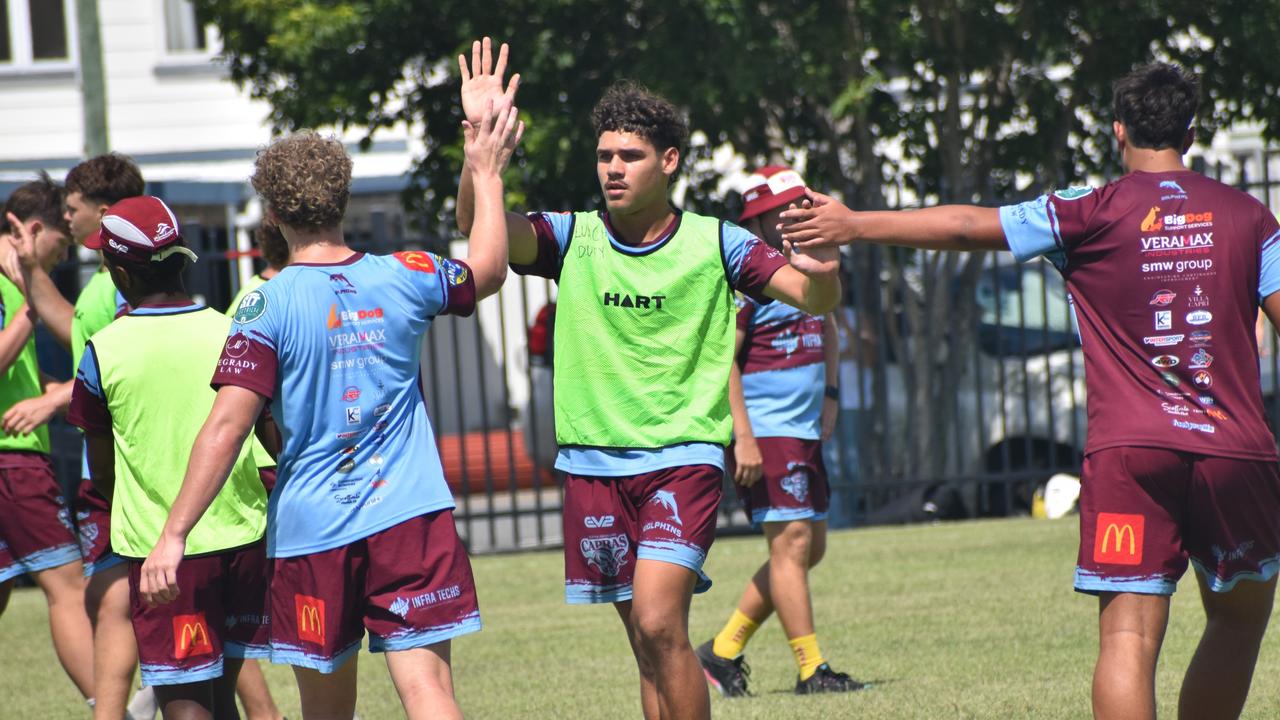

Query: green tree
198,0,1280,491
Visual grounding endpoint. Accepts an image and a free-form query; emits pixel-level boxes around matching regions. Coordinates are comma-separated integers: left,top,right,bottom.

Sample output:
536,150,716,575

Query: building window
0,0,73,67
164,0,209,53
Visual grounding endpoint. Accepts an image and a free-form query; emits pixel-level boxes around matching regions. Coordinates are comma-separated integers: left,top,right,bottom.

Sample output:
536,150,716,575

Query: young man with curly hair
455,38,841,719
140,102,523,719
782,63,1280,720
0,176,95,707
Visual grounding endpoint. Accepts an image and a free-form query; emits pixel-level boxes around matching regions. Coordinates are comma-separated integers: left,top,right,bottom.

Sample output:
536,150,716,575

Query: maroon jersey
1000,170,1280,461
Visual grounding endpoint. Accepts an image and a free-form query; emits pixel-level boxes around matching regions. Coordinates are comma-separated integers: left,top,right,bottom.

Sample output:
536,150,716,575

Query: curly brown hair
591,81,689,158
251,132,352,230
65,153,144,205
256,221,290,269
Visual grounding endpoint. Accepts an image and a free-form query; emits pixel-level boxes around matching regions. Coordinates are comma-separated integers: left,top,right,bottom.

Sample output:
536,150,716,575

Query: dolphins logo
651,490,683,526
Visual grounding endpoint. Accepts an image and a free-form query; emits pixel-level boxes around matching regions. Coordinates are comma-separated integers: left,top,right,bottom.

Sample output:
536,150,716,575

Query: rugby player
69,195,271,720
140,100,522,719
455,38,841,720
696,166,862,697
781,63,1280,720
0,176,94,706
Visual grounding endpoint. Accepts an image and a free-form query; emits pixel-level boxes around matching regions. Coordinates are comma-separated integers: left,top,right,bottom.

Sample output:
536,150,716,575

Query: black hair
4,172,69,235
591,81,689,160
103,251,189,299
1112,63,1200,151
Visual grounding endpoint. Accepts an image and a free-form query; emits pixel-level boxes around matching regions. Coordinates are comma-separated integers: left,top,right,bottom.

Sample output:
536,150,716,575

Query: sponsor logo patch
394,251,438,274
1093,513,1144,565
1151,355,1178,368
580,534,630,577
172,613,214,659
1143,334,1184,347
1148,289,1176,306
295,595,326,645
233,291,267,324
1186,310,1212,325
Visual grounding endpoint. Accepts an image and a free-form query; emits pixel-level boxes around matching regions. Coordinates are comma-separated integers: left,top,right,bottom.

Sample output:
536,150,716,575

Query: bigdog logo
1093,513,1144,566
295,594,326,645
172,613,214,659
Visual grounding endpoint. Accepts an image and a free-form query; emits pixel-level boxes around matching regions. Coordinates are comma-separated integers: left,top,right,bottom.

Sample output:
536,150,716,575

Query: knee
809,536,827,568
631,608,687,659
769,522,814,566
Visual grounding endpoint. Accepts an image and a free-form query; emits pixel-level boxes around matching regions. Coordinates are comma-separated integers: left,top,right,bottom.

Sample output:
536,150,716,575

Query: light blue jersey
215,251,476,558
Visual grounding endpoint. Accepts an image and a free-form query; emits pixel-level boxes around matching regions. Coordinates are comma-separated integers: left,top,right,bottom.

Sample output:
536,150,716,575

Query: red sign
1093,513,1144,566
295,594,326,645
173,613,214,659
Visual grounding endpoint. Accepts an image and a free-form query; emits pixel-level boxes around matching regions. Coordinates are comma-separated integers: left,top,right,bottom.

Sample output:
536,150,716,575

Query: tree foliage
198,0,1280,480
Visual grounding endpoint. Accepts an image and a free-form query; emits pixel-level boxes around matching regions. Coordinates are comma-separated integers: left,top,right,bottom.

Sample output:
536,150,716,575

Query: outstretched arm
454,37,539,265
461,100,525,299
780,189,1009,253
139,385,264,605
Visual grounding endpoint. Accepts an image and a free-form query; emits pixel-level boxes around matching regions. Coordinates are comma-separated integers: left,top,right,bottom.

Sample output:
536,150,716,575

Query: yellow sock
712,609,760,659
789,633,826,680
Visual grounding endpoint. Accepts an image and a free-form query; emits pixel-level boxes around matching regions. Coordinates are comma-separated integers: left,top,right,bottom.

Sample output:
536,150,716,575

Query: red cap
739,165,807,222
88,196,198,264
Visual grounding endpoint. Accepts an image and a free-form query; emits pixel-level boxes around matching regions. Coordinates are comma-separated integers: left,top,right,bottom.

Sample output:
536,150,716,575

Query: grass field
4,517,1280,718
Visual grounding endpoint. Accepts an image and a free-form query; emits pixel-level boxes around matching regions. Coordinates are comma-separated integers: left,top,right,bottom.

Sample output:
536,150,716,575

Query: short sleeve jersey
212,251,477,557
736,295,826,439
226,274,267,318
999,171,1280,461
512,209,789,475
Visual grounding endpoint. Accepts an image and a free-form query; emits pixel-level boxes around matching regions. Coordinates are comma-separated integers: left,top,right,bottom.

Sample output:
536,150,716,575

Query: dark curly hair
256,221,290,269
65,153,145,205
1113,63,1200,151
591,81,689,163
251,132,352,230
4,172,70,236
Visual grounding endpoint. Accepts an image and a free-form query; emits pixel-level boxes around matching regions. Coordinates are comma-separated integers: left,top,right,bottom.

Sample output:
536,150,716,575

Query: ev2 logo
585,515,616,529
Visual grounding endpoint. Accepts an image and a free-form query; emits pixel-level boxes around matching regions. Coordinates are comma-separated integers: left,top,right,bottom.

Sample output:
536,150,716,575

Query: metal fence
40,148,1280,554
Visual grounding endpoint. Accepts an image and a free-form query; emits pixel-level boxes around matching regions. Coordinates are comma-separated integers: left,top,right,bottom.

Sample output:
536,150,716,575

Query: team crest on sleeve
440,259,469,286
1052,187,1094,201
394,250,438,274
233,290,267,324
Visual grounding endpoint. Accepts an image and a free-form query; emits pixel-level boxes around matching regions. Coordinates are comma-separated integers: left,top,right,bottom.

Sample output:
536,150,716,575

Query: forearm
466,172,510,298
24,269,73,348
849,206,1008,252
728,365,755,443
0,307,35,373
823,313,839,386
42,379,73,414
160,416,252,541
801,271,841,316
456,165,476,236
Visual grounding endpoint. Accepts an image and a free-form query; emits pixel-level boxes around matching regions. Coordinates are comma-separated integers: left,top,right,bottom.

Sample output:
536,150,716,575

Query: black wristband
824,385,839,400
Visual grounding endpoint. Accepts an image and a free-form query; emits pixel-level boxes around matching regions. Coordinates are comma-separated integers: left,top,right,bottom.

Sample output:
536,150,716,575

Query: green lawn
5,517,1280,718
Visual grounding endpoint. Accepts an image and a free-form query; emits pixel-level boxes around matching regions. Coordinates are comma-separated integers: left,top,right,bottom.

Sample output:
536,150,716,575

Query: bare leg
1178,574,1276,720
629,559,709,720
86,565,138,720
731,520,829,629
1093,591,1169,720
385,641,462,720
614,600,660,720
31,560,95,698
293,654,359,720
0,578,12,616
235,660,284,720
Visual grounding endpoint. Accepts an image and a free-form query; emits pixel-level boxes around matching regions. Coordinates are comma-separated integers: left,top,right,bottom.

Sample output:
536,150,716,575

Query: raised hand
779,189,857,248
5,212,38,273
463,100,525,179
458,37,519,126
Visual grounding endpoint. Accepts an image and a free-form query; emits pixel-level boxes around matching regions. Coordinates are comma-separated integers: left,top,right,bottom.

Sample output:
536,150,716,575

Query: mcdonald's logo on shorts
295,594,326,646
1093,513,1145,566
172,613,214,659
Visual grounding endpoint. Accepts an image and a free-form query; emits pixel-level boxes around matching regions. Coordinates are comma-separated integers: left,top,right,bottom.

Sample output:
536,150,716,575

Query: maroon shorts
73,480,124,577
269,510,480,673
1075,447,1280,596
0,452,80,583
729,437,830,526
127,541,270,686
258,468,277,494
563,464,722,604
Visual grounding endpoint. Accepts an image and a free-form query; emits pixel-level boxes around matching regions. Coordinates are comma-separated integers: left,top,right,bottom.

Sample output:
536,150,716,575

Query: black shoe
695,640,751,697
795,663,866,694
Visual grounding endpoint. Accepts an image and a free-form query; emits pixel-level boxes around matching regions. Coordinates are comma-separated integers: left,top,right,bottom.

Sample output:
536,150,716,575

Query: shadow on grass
763,677,897,695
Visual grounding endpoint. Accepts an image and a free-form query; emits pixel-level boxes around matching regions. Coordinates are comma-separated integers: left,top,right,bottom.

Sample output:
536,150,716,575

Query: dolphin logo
1158,180,1185,194
651,490,683,526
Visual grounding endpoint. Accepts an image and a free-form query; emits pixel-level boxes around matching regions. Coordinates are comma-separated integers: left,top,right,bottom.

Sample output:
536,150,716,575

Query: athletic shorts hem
369,613,482,652
223,641,272,660
269,640,362,673
636,543,712,594
751,507,820,525
141,660,223,686
83,552,126,578
6,543,81,579
1190,555,1280,593
1073,569,1176,596
565,582,633,605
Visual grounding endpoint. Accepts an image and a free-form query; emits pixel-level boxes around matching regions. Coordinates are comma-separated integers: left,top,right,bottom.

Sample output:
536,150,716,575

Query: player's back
1049,170,1278,461
225,252,463,557
737,295,826,440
